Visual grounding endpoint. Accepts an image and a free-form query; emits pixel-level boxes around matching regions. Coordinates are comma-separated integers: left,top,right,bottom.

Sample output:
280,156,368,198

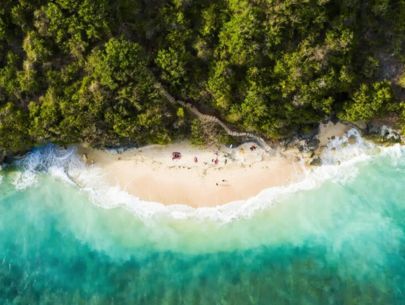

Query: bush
339,81,394,122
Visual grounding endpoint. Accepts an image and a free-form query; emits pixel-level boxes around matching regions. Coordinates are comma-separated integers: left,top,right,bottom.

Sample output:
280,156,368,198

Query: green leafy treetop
339,81,394,122
0,0,403,156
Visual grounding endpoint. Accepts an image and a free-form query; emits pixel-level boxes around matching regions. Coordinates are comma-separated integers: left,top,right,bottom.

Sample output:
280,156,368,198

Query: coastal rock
366,122,402,143
353,120,367,130
295,137,320,154
306,138,320,151
309,156,322,166
380,125,401,141
0,150,6,165
348,134,357,145
367,123,381,135
282,136,302,151
299,127,319,140
317,121,351,148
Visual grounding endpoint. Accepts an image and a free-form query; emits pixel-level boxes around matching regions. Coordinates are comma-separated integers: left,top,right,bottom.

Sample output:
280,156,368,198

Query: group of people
216,179,227,187
172,151,226,166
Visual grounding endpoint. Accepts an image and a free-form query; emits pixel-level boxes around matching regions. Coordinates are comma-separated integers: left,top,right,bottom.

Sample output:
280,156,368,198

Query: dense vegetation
0,0,404,155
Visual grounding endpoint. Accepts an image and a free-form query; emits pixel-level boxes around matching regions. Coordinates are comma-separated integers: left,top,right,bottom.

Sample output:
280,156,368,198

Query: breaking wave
5,128,405,222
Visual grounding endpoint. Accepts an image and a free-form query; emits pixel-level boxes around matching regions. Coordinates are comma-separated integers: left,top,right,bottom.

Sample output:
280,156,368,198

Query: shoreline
2,120,402,211
78,142,305,207
77,121,357,207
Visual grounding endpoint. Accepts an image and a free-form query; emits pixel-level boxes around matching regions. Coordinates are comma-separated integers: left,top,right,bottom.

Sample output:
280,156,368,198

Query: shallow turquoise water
0,148,405,304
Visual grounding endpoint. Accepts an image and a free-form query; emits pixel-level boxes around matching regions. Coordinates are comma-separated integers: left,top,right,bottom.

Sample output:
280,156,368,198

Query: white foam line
8,131,405,223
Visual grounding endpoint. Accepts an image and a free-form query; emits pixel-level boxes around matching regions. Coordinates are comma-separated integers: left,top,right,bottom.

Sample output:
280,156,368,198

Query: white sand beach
78,122,350,207
78,143,303,207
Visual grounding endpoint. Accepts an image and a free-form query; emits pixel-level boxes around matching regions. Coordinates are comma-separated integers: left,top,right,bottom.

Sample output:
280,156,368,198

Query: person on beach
172,152,181,160
194,156,198,163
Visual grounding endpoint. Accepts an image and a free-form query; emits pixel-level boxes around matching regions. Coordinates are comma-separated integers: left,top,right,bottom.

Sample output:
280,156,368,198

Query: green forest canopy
0,0,404,154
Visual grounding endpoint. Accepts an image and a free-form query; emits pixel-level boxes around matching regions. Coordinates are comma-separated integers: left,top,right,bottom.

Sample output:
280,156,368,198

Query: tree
339,81,394,122
0,0,403,156
0,103,32,153
84,38,174,145
42,0,111,57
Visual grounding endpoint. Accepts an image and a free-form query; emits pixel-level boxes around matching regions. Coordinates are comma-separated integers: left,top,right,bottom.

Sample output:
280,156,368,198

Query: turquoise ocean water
0,132,405,304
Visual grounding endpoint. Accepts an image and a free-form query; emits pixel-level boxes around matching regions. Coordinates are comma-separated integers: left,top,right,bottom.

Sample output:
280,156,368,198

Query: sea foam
8,129,405,222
